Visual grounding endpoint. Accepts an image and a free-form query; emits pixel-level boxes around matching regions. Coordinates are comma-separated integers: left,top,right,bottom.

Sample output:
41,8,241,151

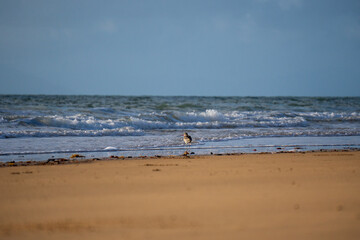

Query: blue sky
0,0,359,96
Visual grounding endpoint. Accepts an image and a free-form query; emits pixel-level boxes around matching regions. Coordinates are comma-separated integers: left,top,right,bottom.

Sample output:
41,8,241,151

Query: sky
0,0,359,96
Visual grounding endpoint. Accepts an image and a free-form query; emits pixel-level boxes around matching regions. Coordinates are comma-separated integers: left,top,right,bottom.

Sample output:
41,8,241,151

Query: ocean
1,95,360,162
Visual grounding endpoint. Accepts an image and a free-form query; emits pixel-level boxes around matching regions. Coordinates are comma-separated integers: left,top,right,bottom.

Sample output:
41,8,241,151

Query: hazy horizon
0,94,359,98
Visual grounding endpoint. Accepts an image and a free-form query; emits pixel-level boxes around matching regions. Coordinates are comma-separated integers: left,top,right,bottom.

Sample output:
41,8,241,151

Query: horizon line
0,94,359,98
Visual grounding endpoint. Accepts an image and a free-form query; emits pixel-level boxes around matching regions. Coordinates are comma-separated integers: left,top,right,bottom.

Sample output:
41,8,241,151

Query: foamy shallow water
1,135,360,162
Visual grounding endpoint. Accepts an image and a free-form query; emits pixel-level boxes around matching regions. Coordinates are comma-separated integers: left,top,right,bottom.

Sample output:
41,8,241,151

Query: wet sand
1,151,360,240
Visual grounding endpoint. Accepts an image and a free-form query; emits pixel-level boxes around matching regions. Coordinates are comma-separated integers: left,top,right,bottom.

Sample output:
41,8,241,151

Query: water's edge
2,136,359,162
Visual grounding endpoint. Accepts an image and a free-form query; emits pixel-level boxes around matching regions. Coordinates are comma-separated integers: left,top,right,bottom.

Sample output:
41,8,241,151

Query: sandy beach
1,151,360,240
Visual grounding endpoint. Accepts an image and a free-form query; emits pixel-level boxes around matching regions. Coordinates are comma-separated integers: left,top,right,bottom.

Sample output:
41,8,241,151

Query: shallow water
1,95,359,161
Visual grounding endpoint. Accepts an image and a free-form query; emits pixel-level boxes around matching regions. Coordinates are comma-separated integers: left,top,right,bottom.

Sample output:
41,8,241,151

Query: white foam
104,146,117,150
1,108,360,139
298,112,360,121
0,127,143,138
176,109,226,122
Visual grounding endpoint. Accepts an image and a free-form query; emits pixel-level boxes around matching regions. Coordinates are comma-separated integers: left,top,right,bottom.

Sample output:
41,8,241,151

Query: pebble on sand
70,154,85,158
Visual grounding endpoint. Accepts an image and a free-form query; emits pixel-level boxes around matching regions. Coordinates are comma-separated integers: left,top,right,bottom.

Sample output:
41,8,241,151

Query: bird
183,132,192,145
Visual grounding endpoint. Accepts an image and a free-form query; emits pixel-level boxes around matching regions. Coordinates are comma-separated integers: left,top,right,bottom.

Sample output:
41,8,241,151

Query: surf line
1,143,360,156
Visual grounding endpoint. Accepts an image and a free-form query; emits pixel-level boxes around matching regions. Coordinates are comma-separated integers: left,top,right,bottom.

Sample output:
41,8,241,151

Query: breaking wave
1,109,359,138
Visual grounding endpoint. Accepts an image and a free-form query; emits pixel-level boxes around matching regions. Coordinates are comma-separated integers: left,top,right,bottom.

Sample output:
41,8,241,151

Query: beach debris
190,152,195,155
46,159,59,164
152,168,161,172
110,155,126,160
46,158,68,164
7,161,16,166
183,151,189,156
145,163,179,167
70,154,85,158
10,170,33,174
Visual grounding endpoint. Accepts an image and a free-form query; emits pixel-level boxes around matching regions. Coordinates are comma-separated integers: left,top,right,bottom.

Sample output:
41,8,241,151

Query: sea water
1,95,359,161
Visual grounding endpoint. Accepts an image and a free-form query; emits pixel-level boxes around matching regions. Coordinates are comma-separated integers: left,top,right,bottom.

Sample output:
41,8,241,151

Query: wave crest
1,109,359,138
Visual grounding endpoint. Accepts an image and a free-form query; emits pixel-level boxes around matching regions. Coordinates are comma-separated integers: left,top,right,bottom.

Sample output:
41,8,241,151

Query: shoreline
1,148,360,168
2,135,360,163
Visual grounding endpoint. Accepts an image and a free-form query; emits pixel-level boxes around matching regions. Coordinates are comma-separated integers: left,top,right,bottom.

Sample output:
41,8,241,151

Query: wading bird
183,132,192,145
